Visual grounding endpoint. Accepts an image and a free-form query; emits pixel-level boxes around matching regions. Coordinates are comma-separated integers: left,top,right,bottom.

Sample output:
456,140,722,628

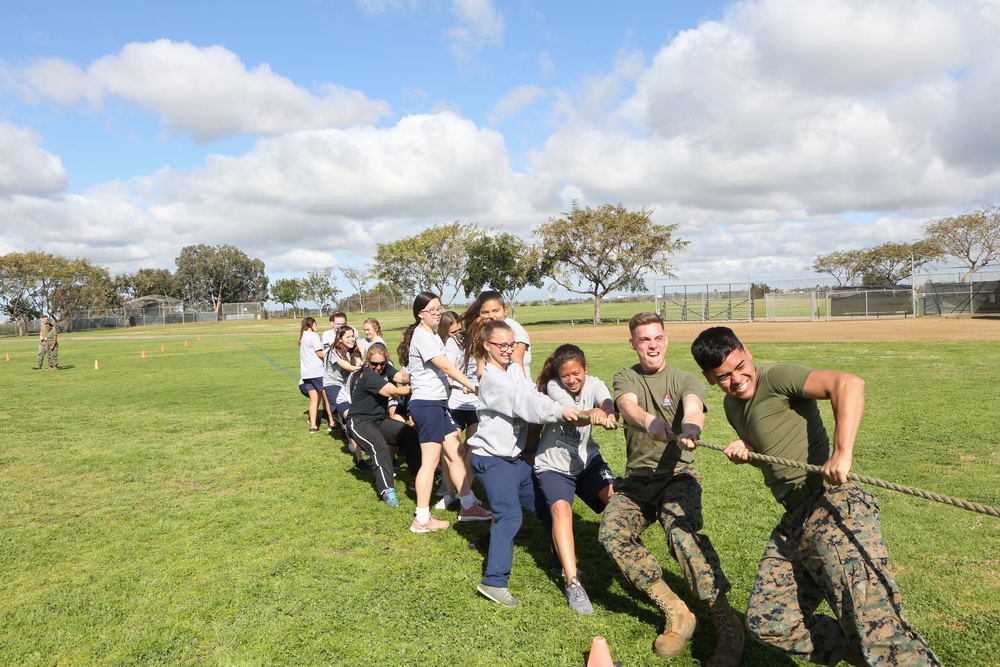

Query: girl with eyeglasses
466,319,583,608
398,292,493,533
533,344,618,614
347,343,421,507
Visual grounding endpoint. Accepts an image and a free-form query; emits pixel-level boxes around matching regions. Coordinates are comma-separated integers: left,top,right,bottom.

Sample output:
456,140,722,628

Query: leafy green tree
339,266,371,313
534,202,688,324
301,267,340,310
372,221,479,305
923,204,1000,282
270,278,304,316
750,283,772,299
462,233,551,316
0,251,109,323
131,268,182,299
857,241,939,285
810,250,865,286
174,244,269,312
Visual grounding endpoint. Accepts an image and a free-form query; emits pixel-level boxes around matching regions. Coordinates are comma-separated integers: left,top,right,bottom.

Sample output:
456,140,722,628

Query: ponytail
536,344,587,393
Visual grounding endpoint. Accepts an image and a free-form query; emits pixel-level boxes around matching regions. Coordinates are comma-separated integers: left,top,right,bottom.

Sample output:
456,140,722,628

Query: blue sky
2,0,999,300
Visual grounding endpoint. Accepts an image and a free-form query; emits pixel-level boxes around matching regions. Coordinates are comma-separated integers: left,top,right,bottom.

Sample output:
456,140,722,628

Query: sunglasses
369,360,386,369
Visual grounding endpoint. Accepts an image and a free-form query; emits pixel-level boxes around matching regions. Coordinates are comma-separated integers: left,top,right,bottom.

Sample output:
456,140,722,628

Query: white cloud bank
6,40,392,142
3,0,1000,286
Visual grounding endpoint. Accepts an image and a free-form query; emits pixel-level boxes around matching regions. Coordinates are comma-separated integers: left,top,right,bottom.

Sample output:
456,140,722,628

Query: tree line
810,204,1000,286
0,244,268,333
2,203,996,333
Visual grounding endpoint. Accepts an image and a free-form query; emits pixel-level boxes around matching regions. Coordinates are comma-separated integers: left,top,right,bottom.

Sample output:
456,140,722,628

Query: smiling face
332,315,347,331
703,345,756,400
342,328,357,348
478,298,506,321
363,322,376,339
368,351,387,372
419,298,443,328
558,358,587,396
629,322,667,374
484,328,515,368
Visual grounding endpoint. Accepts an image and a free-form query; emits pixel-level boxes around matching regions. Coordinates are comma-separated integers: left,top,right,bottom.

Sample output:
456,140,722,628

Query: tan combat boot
647,580,698,658
708,591,745,667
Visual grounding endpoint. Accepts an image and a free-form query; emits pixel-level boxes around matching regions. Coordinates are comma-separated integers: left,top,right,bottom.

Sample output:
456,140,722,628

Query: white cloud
10,40,392,142
0,121,68,197
446,0,504,61
489,85,550,124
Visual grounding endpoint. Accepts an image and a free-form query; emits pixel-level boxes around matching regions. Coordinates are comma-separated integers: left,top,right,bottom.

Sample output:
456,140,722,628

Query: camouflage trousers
598,463,730,602
37,341,58,368
747,483,940,666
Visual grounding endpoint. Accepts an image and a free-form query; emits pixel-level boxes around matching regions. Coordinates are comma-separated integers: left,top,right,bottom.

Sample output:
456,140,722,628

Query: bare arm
378,382,410,398
802,369,865,485
429,354,477,394
509,342,527,373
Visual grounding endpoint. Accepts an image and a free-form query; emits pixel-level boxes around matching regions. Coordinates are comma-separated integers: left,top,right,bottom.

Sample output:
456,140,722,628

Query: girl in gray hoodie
468,319,581,608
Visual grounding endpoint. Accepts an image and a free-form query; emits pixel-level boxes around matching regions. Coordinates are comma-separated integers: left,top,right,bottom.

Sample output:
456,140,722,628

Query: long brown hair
536,344,587,393
398,291,439,366
332,325,362,366
298,316,316,345
461,290,505,369
474,319,513,365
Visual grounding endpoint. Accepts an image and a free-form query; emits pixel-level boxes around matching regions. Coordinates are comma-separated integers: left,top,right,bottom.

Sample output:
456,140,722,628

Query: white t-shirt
321,326,359,351
506,317,531,378
358,335,386,356
299,330,324,379
446,335,478,410
407,327,449,401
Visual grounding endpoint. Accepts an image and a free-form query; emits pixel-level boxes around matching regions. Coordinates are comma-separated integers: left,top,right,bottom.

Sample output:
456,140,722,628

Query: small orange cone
94,360,100,370
160,344,165,352
5,353,9,361
184,339,188,347
197,335,201,341
141,350,146,359
586,636,617,667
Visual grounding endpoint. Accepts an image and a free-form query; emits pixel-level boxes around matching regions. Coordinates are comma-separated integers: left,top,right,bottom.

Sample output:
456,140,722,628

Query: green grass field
1,320,998,666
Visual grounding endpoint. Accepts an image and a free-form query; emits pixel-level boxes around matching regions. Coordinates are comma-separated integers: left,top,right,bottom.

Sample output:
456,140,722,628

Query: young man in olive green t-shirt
692,326,938,667
34,316,58,370
598,313,743,666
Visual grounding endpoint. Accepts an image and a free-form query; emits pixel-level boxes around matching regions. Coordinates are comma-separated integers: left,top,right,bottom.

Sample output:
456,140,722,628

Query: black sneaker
353,459,370,472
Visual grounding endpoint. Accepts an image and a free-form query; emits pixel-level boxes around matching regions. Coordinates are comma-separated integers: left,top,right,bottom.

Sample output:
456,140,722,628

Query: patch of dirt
530,317,998,344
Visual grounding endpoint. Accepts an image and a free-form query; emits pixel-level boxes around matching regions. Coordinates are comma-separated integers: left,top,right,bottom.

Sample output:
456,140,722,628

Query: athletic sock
415,507,430,523
459,494,476,510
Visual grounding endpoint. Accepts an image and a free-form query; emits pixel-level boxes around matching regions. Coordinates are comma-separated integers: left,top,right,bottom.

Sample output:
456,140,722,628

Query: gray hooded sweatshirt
468,362,566,459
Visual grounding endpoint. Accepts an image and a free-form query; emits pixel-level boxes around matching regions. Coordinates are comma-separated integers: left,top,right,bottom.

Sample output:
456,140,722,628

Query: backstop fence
653,271,1000,323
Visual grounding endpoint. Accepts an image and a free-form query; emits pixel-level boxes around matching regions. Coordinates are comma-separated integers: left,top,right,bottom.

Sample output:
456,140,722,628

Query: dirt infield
531,317,998,344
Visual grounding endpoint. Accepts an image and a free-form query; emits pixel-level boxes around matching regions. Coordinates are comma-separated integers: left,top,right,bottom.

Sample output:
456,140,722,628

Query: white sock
415,507,430,523
459,493,475,510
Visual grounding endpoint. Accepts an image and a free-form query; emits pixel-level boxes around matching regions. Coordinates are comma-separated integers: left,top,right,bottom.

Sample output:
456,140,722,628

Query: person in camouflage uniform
692,326,939,667
34,316,58,370
598,313,743,666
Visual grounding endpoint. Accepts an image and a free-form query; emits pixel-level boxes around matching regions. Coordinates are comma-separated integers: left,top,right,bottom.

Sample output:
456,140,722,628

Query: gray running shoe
565,577,594,615
477,583,519,608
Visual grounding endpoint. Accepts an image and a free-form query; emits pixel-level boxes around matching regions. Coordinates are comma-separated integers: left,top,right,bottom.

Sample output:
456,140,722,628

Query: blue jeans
471,454,545,588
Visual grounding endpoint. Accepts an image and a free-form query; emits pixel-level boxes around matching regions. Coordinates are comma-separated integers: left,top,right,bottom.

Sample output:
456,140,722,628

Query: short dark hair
691,326,745,371
330,311,347,322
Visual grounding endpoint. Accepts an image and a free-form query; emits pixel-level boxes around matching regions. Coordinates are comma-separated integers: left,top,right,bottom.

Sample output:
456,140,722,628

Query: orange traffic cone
94,360,100,370
197,335,201,341
586,636,616,667
5,353,9,361
184,339,188,346
141,350,146,359
160,344,165,353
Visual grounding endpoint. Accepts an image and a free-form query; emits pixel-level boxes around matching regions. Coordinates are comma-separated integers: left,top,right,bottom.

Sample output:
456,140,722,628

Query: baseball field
1,310,997,666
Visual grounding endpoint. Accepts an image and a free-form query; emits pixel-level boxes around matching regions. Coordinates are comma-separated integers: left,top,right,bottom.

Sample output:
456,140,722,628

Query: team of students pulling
297,295,939,667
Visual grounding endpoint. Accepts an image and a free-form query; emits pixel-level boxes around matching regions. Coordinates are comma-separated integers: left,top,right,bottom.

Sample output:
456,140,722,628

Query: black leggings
348,417,421,496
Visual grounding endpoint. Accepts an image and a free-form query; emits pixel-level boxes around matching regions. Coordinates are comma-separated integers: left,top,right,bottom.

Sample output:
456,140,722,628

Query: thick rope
610,421,1000,518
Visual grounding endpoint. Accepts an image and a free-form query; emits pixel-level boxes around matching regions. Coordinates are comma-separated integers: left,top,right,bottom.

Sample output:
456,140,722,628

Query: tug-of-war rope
611,421,1000,518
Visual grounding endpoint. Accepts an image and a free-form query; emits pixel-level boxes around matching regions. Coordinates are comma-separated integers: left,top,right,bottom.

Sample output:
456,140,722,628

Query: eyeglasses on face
421,307,444,315
487,341,516,351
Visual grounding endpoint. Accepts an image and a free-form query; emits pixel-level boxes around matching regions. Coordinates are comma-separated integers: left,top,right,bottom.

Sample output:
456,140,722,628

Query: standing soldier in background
33,316,58,370
599,312,743,666
691,325,939,667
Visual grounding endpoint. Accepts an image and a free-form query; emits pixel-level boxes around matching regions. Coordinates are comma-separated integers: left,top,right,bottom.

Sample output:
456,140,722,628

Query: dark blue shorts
535,454,615,514
323,385,341,405
449,407,479,430
335,401,351,419
408,399,459,443
302,377,324,394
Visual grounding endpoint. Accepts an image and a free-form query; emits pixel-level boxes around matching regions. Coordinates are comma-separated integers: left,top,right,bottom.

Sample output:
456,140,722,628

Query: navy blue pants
472,454,548,587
